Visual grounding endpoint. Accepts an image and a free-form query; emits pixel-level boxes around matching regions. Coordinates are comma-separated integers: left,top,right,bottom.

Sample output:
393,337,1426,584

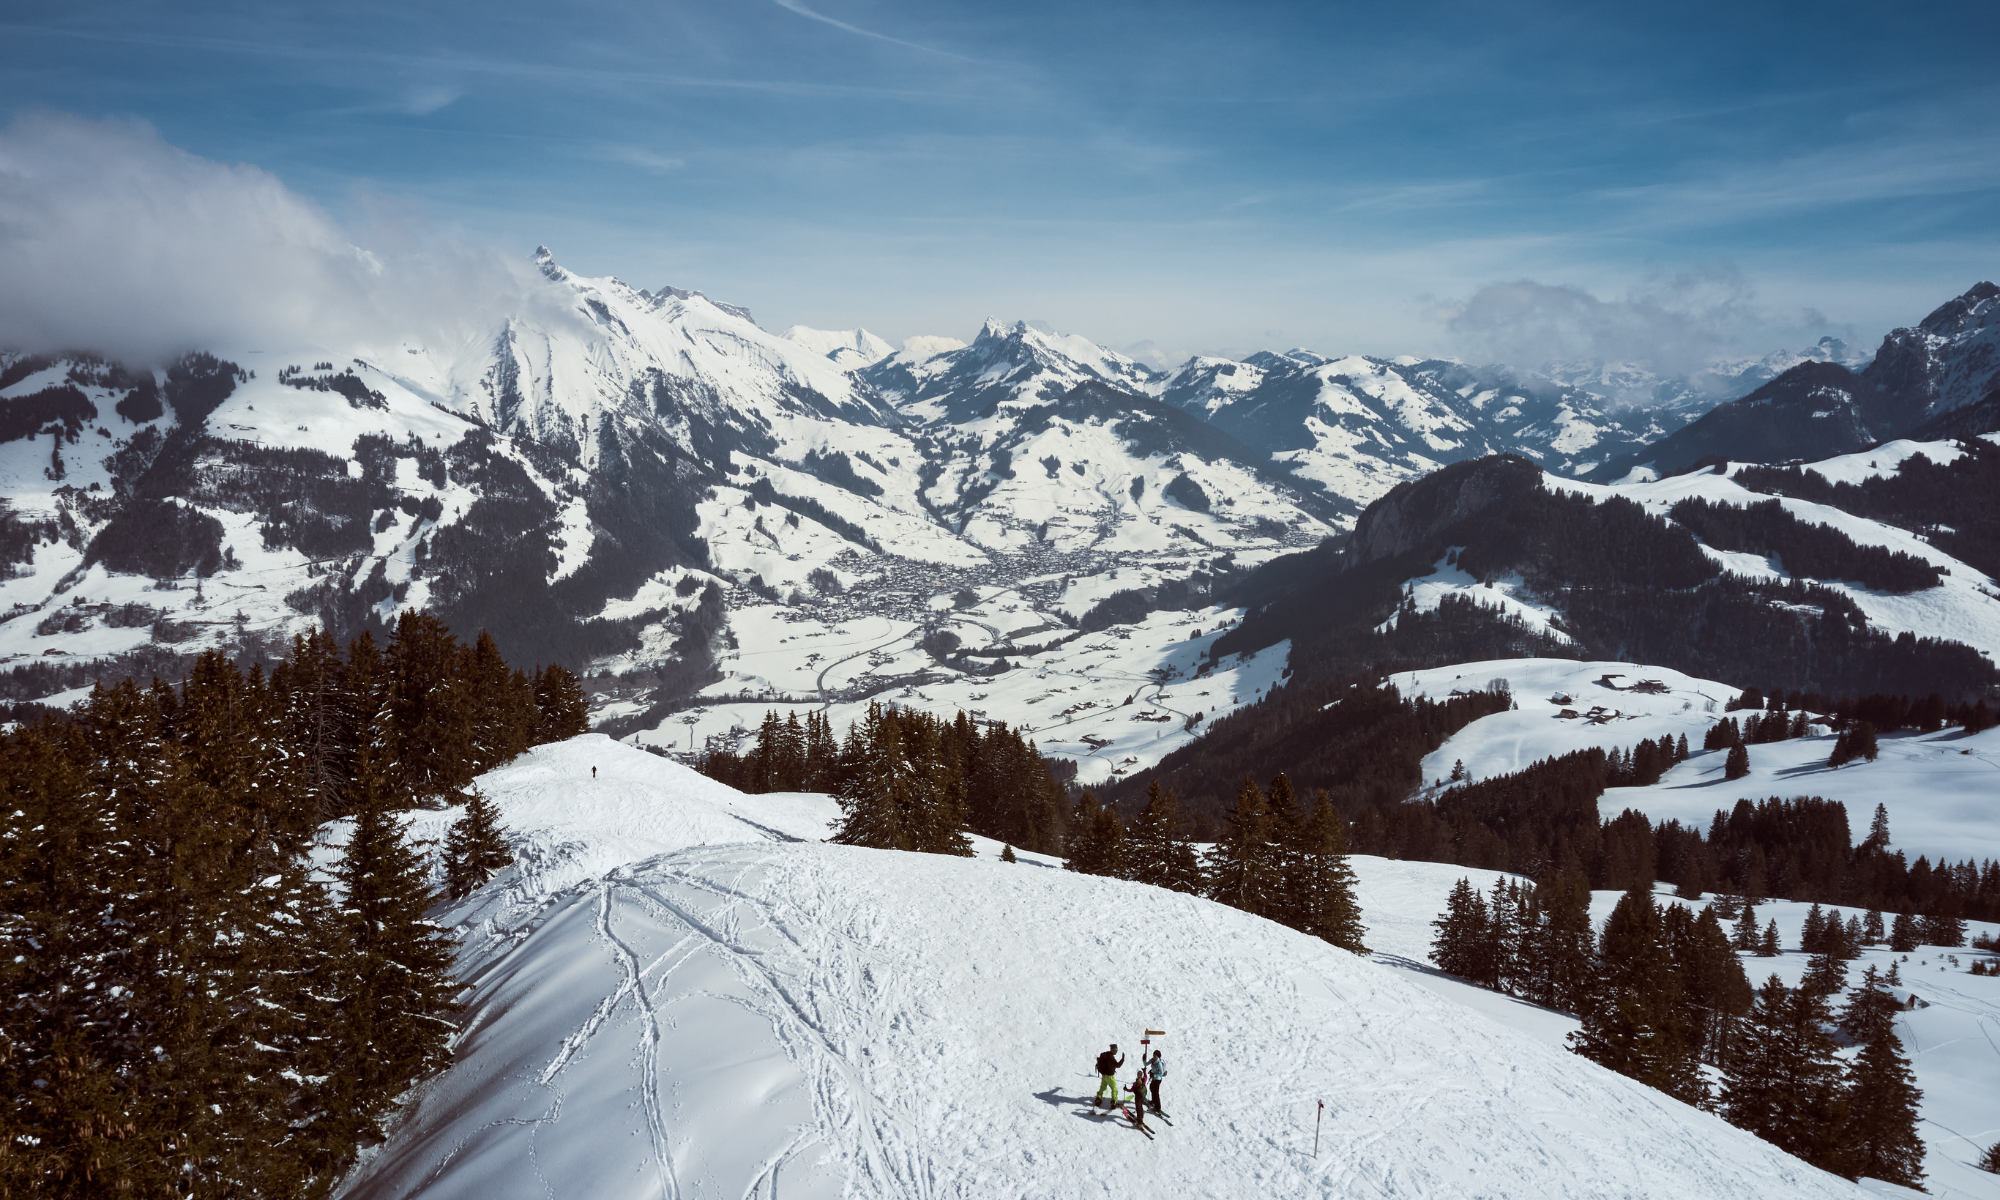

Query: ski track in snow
341,737,1899,1200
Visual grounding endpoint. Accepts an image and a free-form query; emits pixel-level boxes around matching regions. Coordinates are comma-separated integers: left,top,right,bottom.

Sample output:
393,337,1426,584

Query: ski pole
1314,1099,1323,1159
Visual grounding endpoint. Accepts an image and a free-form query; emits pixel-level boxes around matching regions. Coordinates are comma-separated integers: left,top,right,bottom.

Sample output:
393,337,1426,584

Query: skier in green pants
1093,1044,1125,1108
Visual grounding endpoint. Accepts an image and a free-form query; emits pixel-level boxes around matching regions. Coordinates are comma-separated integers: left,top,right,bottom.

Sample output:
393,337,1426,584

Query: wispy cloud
768,0,971,60
599,145,685,175
1441,269,1757,378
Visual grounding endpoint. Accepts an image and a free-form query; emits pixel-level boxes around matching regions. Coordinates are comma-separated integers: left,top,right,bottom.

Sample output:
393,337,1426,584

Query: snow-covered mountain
328,733,1936,1200
1154,349,1668,517
779,325,896,369
1591,284,1999,479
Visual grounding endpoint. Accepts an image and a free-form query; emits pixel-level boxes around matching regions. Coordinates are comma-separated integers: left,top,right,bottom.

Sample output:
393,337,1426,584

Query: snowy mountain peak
779,325,895,369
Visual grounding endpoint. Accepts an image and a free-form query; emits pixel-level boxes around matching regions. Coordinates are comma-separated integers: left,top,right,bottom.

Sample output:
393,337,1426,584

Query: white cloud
0,111,557,365
1440,269,1756,379
599,145,686,174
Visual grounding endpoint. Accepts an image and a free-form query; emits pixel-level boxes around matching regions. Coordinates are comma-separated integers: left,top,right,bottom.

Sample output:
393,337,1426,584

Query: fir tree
1528,869,1596,1013
1720,976,1856,1177
1000,843,1017,863
1979,1141,2000,1175
1063,790,1125,877
1123,780,1203,894
1863,907,1884,945
1569,889,1706,1105
1278,789,1366,952
1801,951,1848,999
1836,965,1899,1046
1431,878,1492,981
831,705,909,850
1801,902,1827,954
1759,919,1781,956
335,731,460,1119
1845,1027,1925,1188
1723,742,1750,781
1732,895,1761,951
1889,910,1920,953
533,662,590,742
1205,777,1280,919
444,789,515,900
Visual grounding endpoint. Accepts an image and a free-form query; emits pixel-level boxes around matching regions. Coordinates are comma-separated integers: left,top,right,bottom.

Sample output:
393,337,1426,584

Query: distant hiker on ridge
1094,1044,1124,1109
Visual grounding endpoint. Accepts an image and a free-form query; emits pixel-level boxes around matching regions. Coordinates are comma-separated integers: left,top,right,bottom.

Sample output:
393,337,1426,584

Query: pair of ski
1111,1100,1171,1138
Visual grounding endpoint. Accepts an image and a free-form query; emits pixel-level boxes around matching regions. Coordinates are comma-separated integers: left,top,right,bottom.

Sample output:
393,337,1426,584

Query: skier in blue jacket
1145,1050,1165,1114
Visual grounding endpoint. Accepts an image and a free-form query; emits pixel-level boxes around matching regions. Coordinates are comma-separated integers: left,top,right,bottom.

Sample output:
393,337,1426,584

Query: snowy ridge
337,736,1878,1200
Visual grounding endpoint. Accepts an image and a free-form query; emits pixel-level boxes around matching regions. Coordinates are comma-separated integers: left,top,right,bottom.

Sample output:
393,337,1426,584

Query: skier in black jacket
1093,1045,1125,1109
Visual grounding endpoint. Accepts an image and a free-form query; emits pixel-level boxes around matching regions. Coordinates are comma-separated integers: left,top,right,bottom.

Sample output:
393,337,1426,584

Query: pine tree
1979,1141,2000,1175
1889,910,1920,952
1864,803,1891,851
1285,789,1366,952
1529,869,1595,1013
1723,742,1750,780
335,730,460,1119
1063,789,1125,877
1836,965,1899,1046
1205,777,1280,919
1124,780,1202,894
1720,976,1856,1177
1000,843,1017,863
831,705,908,850
533,662,590,742
1801,903,1827,954
1569,889,1706,1105
1732,895,1760,950
1845,1027,1925,1188
1431,878,1492,981
1801,951,1847,998
1759,919,1781,956
1863,907,1884,944
444,789,515,900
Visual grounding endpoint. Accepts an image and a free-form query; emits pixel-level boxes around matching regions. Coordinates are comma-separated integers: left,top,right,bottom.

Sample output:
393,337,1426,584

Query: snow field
343,737,1875,1200
630,602,1291,787
1349,857,2000,1199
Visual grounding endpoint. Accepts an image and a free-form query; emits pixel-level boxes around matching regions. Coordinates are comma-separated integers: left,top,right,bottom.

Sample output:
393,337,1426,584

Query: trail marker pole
1314,1099,1323,1159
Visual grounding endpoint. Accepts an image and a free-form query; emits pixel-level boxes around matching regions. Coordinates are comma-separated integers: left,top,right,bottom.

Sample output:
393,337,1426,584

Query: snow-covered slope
1393,656,2000,871
780,325,896,369
1545,455,2000,661
1353,857,2000,1200
338,736,1880,1200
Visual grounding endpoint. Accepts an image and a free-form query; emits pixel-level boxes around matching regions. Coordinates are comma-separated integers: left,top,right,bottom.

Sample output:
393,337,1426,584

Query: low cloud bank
1442,270,1757,385
0,112,552,365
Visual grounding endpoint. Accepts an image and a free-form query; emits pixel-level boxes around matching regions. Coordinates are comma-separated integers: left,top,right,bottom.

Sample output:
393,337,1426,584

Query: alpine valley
11,251,2000,1200
3,258,1998,794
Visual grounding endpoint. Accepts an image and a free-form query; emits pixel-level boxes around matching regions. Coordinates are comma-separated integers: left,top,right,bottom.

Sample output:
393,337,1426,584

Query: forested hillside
0,613,584,1195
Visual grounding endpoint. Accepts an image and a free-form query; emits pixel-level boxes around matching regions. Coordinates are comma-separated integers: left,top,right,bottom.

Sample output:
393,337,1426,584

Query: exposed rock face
1867,280,2000,422
1340,454,1542,568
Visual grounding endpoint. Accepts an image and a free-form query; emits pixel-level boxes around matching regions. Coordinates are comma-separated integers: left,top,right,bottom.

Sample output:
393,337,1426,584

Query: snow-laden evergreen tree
445,789,516,900
1123,780,1203,894
1204,777,1280,919
1720,975,1857,1178
336,727,460,1125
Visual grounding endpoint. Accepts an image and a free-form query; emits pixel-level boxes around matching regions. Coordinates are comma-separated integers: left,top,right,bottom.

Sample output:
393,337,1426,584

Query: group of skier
1091,1043,1166,1132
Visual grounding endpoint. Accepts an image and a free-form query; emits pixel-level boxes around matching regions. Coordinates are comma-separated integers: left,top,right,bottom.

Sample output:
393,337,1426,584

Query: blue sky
2,0,1997,364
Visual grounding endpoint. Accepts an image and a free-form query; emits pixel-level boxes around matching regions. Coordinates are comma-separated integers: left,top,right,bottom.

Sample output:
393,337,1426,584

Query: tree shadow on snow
1373,953,1578,1018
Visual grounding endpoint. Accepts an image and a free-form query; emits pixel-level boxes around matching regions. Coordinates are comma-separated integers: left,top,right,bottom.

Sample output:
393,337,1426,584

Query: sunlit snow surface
339,736,1884,1200
1354,858,2000,1200
1398,658,2000,866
